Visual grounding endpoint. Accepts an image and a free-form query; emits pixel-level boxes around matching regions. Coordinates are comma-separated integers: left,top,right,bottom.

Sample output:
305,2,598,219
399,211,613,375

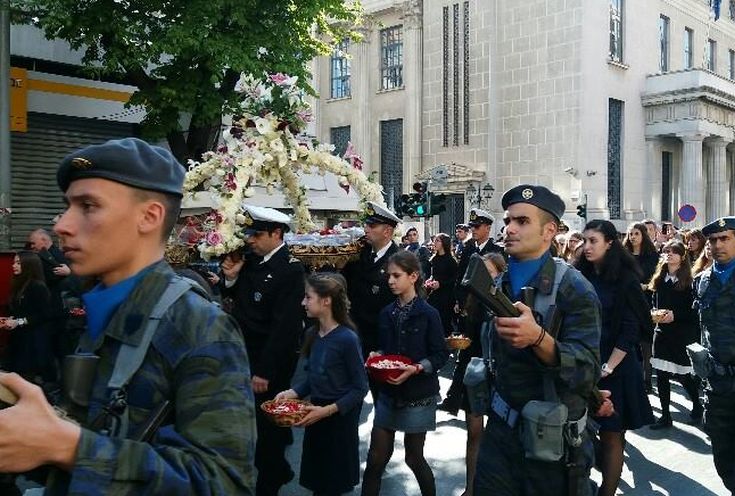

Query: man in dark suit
221,205,305,496
343,202,401,359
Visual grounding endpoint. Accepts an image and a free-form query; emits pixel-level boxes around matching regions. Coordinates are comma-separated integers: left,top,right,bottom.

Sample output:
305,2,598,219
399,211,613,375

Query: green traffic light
416,205,425,216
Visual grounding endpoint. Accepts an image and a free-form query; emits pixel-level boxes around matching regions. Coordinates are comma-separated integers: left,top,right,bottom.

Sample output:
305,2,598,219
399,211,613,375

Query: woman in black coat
1,251,54,383
577,220,654,496
426,233,458,335
647,240,702,428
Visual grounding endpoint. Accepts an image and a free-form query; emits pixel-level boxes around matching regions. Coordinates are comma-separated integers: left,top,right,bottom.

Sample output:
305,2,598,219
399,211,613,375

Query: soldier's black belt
490,389,519,429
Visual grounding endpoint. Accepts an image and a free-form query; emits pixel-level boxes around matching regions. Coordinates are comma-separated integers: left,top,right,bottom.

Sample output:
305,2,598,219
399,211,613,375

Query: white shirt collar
477,238,490,252
665,273,678,283
373,242,392,261
261,242,285,264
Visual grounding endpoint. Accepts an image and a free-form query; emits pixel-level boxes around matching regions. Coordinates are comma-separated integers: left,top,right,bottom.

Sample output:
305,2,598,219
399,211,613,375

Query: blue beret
702,216,735,237
57,138,184,197
501,184,565,220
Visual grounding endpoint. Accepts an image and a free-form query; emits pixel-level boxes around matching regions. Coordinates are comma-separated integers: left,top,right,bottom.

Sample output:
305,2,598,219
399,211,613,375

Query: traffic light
428,193,447,216
396,194,410,217
406,182,429,217
576,203,587,220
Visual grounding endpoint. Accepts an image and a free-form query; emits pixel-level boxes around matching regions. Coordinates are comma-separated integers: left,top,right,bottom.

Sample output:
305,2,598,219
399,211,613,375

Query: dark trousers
474,415,594,496
704,391,735,492
255,390,293,496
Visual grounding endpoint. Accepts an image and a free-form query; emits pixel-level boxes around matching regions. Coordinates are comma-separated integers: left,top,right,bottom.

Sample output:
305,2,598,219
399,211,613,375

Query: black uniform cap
501,184,565,220
702,216,735,237
57,137,184,197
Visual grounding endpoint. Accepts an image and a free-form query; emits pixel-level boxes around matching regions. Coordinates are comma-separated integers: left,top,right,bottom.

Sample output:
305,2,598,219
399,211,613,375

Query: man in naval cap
222,204,306,495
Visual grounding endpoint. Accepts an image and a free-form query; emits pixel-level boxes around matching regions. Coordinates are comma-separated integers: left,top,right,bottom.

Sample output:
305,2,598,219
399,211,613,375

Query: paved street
16,364,729,495
281,363,728,496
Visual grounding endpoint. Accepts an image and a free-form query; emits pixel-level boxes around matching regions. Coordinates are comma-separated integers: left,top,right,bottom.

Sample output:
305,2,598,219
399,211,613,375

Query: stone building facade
313,0,735,230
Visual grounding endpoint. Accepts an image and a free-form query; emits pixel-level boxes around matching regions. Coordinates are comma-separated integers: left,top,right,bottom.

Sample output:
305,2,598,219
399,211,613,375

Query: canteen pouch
519,400,568,462
686,343,713,379
463,357,491,415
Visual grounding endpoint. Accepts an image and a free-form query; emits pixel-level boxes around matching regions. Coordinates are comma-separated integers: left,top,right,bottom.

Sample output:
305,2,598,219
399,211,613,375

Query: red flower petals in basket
260,399,312,427
365,354,414,382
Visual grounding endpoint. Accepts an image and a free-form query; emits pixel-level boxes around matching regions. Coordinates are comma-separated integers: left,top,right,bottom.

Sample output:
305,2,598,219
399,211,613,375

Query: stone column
646,138,661,220
678,133,706,226
352,25,373,176
401,0,423,192
707,138,728,220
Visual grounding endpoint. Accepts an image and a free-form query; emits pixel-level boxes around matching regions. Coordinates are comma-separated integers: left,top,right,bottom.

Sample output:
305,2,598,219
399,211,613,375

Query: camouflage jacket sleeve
548,269,602,401
65,293,256,495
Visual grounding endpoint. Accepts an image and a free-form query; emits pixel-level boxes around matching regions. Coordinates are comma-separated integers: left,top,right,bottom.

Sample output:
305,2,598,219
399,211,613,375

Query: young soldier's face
54,178,150,285
503,203,555,261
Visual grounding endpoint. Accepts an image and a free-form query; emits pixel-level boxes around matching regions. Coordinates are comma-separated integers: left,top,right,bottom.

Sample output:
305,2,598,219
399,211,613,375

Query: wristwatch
601,362,614,375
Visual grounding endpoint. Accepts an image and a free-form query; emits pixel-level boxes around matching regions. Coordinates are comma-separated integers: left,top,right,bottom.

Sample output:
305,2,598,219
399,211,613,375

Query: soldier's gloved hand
252,375,269,394
0,373,80,473
495,302,543,349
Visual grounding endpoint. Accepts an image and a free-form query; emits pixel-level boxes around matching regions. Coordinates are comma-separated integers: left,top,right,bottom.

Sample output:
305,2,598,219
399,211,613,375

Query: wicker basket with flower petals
260,399,312,427
445,335,472,350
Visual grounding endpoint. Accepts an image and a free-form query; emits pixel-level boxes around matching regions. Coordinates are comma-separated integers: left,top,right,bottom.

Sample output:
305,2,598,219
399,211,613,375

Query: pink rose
206,231,223,246
269,73,289,85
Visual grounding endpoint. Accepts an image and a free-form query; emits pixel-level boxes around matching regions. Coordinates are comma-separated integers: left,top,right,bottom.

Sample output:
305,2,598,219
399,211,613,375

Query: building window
684,28,694,69
330,126,351,157
380,119,403,207
442,6,449,147
607,99,623,220
707,39,717,71
730,0,735,20
659,15,670,72
730,50,735,79
609,0,623,62
330,41,350,99
380,26,403,90
661,151,672,222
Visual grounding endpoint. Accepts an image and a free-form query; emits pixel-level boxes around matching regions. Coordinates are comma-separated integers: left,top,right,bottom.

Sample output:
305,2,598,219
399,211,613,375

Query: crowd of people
0,137,731,496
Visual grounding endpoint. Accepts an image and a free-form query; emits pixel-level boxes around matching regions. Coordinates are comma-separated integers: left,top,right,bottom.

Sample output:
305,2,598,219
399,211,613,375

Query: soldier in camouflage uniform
694,216,735,492
474,185,601,496
0,138,256,494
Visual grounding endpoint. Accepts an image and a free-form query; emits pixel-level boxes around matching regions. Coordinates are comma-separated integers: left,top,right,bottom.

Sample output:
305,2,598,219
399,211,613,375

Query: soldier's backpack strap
533,257,569,402
104,276,195,438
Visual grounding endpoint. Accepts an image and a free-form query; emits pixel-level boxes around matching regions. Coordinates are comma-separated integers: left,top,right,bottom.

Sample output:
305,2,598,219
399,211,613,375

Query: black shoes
650,415,673,430
688,404,704,425
437,397,460,416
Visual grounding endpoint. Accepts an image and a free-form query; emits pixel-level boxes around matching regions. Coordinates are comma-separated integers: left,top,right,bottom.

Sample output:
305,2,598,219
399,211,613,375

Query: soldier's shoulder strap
534,257,570,327
106,276,195,438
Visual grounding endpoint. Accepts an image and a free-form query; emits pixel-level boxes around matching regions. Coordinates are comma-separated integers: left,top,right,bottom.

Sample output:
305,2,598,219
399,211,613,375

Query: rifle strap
106,276,194,438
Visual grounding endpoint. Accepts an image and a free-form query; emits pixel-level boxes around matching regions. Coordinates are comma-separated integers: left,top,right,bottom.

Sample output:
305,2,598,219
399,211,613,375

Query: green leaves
16,0,362,161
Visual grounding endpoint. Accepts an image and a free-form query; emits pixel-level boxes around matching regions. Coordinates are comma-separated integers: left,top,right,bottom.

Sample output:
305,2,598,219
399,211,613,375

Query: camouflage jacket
487,256,601,419
695,268,735,392
47,261,256,495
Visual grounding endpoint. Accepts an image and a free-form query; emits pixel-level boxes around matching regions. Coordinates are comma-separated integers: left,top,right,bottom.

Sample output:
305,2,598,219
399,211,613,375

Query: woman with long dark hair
0,251,54,383
623,222,659,284
685,229,706,265
692,242,713,276
623,222,658,392
426,233,458,335
577,220,654,496
646,241,702,428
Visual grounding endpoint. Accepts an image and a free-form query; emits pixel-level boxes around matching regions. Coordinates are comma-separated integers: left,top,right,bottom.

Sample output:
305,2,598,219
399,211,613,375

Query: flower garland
184,72,387,259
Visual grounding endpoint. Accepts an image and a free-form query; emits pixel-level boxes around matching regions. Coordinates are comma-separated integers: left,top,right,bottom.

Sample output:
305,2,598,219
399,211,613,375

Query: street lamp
465,182,495,209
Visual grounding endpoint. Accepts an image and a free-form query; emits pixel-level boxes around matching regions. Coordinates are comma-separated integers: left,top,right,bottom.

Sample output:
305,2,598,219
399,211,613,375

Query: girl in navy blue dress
577,220,654,496
276,273,369,495
362,251,449,496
